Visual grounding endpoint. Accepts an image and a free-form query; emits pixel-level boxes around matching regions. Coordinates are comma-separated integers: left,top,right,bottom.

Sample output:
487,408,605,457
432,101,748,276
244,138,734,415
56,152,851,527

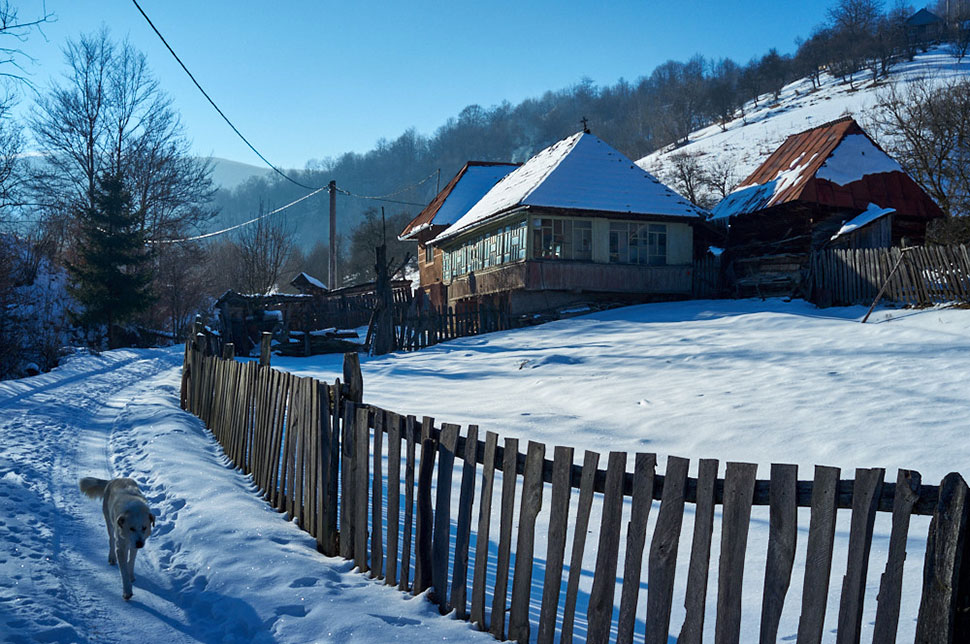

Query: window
532,218,593,260
424,245,433,264
441,219,527,281
609,222,667,265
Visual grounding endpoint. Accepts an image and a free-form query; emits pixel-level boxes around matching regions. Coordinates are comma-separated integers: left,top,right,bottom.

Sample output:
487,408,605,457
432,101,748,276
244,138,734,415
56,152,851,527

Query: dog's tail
79,477,109,499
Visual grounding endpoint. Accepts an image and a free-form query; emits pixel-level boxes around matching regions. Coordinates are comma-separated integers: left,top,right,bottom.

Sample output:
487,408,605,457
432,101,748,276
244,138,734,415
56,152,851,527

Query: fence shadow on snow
180,342,970,644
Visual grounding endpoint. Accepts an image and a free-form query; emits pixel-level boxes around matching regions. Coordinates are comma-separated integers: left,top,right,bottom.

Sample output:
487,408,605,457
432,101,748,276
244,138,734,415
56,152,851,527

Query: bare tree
29,29,215,253
703,155,741,201
0,2,53,226
661,150,715,209
233,206,295,296
866,78,970,219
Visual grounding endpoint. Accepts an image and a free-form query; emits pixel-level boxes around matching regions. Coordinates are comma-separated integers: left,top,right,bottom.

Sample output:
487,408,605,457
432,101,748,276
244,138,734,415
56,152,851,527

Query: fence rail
392,303,512,352
180,343,970,643
810,245,970,307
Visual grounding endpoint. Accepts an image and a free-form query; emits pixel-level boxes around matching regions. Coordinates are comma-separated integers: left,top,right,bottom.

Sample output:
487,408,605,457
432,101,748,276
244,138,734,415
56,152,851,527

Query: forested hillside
211,0,970,261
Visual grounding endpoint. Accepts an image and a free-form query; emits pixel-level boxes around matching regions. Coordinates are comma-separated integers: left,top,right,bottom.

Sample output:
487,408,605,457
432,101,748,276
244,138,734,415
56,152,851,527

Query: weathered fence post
915,472,970,643
221,342,235,360
259,332,272,367
343,352,363,404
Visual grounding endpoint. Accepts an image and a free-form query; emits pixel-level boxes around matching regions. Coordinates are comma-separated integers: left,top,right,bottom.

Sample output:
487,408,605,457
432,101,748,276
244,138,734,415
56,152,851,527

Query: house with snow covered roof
399,161,518,308
427,131,707,315
710,117,942,296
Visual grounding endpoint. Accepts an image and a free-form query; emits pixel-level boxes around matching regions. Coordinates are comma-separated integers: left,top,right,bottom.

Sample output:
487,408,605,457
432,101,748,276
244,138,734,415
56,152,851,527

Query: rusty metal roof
398,161,518,240
739,116,861,205
711,117,942,221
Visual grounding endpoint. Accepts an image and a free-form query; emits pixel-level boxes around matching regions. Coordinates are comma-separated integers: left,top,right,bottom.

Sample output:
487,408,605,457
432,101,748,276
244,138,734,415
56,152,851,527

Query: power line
151,186,328,245
130,0,317,191
335,188,428,208
133,1,436,213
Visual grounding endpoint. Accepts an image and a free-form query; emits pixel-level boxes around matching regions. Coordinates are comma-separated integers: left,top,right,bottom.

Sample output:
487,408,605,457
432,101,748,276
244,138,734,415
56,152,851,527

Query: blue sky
20,1,836,168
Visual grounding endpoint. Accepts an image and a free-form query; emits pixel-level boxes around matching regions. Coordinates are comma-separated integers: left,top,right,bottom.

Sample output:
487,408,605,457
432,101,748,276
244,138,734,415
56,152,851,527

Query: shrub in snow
0,234,81,379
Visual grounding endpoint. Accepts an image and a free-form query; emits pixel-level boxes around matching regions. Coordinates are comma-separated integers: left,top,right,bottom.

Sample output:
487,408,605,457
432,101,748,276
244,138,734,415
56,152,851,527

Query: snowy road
0,347,490,643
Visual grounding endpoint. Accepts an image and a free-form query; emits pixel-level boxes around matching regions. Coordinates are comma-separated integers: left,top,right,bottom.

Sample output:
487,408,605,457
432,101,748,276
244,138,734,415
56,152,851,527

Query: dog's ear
149,513,155,526
117,516,125,528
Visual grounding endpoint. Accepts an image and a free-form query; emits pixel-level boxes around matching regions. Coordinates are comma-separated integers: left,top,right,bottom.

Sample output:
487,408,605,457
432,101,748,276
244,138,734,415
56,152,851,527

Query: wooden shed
710,117,943,296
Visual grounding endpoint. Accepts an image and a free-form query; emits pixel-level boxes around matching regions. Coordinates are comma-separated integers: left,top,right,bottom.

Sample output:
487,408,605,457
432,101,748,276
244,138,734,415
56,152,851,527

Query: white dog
79,477,156,600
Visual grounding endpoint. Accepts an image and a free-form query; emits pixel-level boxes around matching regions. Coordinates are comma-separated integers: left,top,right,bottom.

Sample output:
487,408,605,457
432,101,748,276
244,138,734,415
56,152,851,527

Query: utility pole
329,180,337,289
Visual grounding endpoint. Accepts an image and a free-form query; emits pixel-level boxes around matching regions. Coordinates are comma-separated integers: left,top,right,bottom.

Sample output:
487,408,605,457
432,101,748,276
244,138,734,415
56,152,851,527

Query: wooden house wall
806,174,943,220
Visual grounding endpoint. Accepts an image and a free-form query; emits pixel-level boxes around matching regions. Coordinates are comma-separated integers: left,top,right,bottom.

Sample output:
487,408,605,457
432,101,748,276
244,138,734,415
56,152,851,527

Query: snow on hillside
637,46,970,189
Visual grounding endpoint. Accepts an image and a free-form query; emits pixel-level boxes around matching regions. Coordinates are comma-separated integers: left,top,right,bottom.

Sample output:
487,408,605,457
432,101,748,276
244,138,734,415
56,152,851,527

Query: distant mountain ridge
205,157,273,189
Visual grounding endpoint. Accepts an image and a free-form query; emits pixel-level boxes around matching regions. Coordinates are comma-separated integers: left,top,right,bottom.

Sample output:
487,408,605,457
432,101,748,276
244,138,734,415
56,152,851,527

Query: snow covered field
2,298,967,642
271,298,970,643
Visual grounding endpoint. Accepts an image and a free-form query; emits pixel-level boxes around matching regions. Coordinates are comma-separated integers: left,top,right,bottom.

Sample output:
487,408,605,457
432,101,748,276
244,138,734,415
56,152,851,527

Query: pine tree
68,172,154,348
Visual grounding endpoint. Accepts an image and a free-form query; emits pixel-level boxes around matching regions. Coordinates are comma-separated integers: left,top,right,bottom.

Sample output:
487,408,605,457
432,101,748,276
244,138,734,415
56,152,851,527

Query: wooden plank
561,450,600,644
414,435,437,595
644,455,689,644
796,465,841,644
399,415,417,592
294,378,308,526
450,425,479,620
679,458,720,644
339,402,356,560
246,362,259,473
259,367,279,496
759,463,798,644
313,382,326,548
269,373,292,509
281,374,299,514
587,451,628,644
836,467,886,644
915,472,970,643
432,423,460,611
536,445,573,644
353,406,370,573
250,367,267,491
323,381,340,556
872,469,921,643
370,410,385,579
489,437,520,641
509,440,546,643
714,461,758,644
617,453,658,644
385,412,402,587
471,431,498,630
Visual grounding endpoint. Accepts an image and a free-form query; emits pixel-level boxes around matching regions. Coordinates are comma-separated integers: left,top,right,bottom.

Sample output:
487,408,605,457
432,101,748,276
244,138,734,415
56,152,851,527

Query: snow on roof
710,150,819,220
399,162,518,240
831,203,896,240
710,118,911,220
433,132,704,243
815,134,903,186
435,164,519,226
295,271,327,289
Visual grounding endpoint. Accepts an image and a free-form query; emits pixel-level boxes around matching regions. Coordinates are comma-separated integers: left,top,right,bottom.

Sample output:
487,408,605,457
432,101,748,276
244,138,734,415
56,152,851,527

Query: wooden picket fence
392,303,512,351
810,245,970,307
180,343,970,643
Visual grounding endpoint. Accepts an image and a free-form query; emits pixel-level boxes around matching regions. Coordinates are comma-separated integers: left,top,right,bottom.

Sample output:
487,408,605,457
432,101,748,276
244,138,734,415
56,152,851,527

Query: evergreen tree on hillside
68,172,153,348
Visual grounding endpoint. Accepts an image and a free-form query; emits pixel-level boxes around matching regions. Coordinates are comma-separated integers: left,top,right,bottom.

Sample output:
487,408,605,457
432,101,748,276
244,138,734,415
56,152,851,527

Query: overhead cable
150,186,328,245
130,0,317,191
